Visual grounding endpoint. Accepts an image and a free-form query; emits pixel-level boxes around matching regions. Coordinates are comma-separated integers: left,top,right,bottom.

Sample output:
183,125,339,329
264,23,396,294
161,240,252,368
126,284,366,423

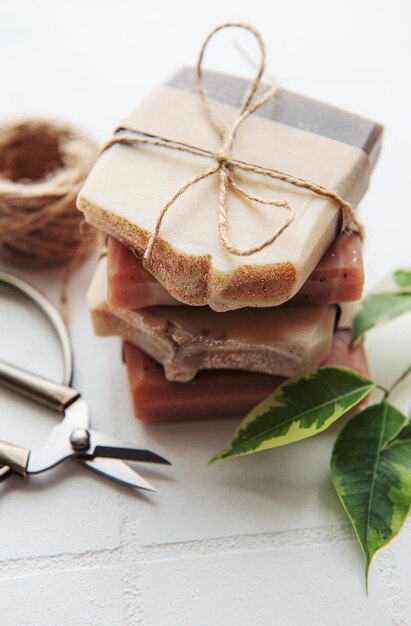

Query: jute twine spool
0,118,98,321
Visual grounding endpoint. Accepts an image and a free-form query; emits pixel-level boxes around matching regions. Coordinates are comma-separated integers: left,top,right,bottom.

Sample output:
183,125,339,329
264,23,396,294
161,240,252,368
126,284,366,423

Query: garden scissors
0,270,170,491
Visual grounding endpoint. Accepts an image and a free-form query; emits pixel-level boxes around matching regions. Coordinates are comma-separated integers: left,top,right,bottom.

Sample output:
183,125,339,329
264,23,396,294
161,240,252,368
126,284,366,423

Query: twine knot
216,152,229,166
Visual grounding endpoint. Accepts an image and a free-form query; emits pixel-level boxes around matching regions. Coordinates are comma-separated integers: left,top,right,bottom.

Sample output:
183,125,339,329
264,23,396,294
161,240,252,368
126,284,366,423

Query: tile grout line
0,522,361,574
137,523,357,563
116,488,147,626
0,546,121,582
111,378,146,626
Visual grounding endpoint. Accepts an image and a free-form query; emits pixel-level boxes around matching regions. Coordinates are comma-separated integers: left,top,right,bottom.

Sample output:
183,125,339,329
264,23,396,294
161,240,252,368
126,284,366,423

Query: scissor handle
0,466,12,482
0,360,79,413
0,271,78,481
0,270,73,386
0,439,29,477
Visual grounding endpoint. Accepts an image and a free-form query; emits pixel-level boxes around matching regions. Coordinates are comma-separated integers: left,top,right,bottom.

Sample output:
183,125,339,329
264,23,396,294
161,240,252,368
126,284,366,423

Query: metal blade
27,423,74,473
80,457,157,492
87,429,171,465
62,398,90,429
92,445,171,465
27,399,91,473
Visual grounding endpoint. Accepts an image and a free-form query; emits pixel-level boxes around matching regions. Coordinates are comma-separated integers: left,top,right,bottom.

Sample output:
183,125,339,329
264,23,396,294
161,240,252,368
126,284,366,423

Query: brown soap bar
125,330,368,423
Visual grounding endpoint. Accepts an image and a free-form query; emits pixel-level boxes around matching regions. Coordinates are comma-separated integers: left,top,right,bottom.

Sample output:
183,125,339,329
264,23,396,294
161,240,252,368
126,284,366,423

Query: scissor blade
93,446,171,465
62,398,89,429
27,400,91,473
81,457,157,492
27,423,74,473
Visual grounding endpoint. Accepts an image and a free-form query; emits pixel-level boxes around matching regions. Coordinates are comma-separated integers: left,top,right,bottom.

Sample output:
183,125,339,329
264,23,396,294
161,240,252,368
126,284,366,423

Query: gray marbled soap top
167,67,383,168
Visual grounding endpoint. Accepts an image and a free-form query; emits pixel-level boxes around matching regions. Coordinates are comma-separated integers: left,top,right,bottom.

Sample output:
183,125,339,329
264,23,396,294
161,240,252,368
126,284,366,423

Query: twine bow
103,22,363,263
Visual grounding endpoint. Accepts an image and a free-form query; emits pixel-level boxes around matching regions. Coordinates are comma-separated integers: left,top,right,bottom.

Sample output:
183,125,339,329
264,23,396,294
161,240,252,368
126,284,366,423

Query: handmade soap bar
107,236,178,309
88,258,337,382
78,68,382,311
294,233,364,304
124,330,368,422
107,232,363,309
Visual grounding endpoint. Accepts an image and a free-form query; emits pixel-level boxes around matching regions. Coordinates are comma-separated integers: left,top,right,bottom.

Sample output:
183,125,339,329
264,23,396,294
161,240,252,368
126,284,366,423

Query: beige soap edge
79,196,341,312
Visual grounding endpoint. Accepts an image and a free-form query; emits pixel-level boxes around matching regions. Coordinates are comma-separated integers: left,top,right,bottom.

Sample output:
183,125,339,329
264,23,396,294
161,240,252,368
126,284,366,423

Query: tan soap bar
88,258,337,382
78,68,382,312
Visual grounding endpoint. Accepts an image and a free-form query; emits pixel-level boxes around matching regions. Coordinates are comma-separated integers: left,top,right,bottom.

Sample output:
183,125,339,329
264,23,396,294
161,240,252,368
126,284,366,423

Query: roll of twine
0,118,98,321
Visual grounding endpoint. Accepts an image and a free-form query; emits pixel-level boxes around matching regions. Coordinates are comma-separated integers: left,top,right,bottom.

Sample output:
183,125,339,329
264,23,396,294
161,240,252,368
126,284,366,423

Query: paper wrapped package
78,68,382,311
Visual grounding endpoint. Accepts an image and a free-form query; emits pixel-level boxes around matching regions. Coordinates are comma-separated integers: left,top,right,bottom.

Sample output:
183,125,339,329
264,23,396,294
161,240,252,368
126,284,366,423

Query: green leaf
396,419,411,441
351,293,411,346
331,402,411,585
394,269,411,290
383,439,411,471
209,367,375,463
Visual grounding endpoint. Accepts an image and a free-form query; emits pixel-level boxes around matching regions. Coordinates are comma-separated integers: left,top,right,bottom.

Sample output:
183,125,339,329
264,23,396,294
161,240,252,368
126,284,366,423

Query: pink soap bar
124,329,368,423
107,237,179,308
293,233,364,304
108,234,364,309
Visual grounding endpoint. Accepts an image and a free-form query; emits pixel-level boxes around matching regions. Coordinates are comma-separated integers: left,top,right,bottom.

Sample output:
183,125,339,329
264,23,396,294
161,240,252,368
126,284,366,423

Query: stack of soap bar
80,67,382,422
89,257,337,382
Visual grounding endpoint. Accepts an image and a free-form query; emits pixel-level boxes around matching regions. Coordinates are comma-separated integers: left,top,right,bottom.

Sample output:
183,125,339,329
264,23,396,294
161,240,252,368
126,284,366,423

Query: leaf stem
386,364,411,401
375,383,390,397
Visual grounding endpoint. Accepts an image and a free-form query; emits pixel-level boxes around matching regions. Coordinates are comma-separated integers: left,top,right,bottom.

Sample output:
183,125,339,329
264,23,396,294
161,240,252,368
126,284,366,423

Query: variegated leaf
331,402,411,584
209,367,375,463
396,420,411,441
383,438,411,472
351,267,411,346
394,269,411,290
351,293,411,346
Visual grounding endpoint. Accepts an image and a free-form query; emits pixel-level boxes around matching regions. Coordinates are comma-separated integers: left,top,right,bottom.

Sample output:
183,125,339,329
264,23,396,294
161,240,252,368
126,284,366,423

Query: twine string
0,119,98,324
102,22,363,262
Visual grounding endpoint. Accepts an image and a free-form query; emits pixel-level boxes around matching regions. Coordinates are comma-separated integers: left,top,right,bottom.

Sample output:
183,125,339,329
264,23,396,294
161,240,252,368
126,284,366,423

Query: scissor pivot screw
70,428,90,451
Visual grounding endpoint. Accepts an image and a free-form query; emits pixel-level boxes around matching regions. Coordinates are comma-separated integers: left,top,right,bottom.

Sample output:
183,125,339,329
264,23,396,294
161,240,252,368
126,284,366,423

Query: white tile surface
390,533,411,622
0,0,410,623
0,566,123,626
141,543,395,626
0,469,120,561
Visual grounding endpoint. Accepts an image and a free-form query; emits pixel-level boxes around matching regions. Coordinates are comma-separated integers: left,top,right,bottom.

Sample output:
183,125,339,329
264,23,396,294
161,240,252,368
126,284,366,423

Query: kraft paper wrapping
78,70,378,311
